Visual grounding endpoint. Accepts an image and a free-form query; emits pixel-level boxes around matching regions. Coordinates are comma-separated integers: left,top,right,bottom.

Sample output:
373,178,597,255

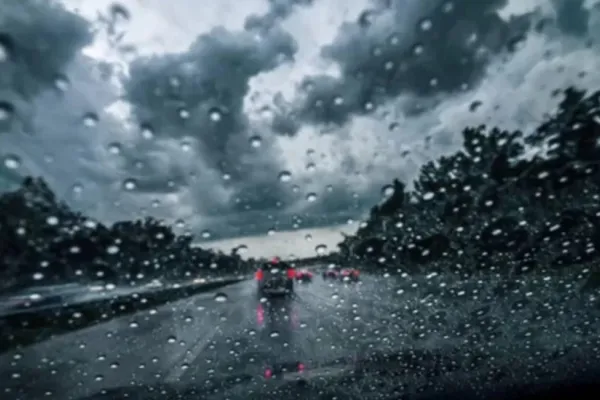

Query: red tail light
256,304,264,325
255,269,264,280
264,368,272,379
297,362,305,372
287,268,296,278
353,270,359,276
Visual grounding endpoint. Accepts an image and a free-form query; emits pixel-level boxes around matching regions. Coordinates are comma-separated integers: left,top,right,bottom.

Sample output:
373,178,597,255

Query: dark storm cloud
272,0,532,133
551,0,589,36
0,0,92,100
122,1,319,224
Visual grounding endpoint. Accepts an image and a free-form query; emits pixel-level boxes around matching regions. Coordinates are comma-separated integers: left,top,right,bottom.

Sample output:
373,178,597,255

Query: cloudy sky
1,0,600,258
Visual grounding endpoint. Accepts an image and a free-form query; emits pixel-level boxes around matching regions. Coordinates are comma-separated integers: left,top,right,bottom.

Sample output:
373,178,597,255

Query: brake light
264,368,272,379
256,304,264,325
287,268,295,278
298,362,305,372
255,270,264,280
353,270,359,276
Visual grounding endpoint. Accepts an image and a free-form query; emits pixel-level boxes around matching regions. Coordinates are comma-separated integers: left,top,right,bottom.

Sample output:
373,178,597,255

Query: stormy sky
1,0,600,257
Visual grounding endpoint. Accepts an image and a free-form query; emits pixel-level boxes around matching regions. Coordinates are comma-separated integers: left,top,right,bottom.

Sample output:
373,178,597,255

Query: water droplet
306,193,317,202
249,135,262,148
278,171,292,182
381,185,394,197
33,272,44,280
110,3,131,21
46,216,59,226
181,141,192,152
315,244,327,256
209,107,222,122
305,234,312,241
3,154,20,169
358,10,374,27
0,33,14,62
423,192,435,200
269,331,280,338
141,123,154,139
235,245,248,255
129,321,139,328
442,1,454,13
419,19,432,31
201,230,211,239
106,245,119,255
214,293,228,303
83,112,99,127
122,179,137,191
167,336,177,344
54,75,70,92
306,163,316,172
107,143,121,154
412,44,424,56
179,108,190,119
0,101,14,121
72,183,83,194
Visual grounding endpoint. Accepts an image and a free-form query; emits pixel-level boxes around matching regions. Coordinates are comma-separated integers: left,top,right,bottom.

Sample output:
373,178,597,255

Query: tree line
0,177,255,293
336,87,600,289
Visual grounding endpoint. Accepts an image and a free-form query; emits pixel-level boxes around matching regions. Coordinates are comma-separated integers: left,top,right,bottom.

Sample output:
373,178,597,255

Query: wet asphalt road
0,273,399,400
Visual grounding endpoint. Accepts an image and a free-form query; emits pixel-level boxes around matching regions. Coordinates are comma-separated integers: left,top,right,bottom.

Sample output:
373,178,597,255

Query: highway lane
3,266,600,400
0,273,401,400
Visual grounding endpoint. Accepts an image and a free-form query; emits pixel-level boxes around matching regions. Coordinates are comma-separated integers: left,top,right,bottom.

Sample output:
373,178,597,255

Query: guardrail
0,276,247,354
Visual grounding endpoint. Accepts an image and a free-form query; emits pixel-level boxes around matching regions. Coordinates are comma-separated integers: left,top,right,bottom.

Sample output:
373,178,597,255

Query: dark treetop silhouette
0,177,253,294
336,87,600,291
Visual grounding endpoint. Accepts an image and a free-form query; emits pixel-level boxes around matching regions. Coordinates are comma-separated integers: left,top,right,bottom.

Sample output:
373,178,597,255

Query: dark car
255,257,295,297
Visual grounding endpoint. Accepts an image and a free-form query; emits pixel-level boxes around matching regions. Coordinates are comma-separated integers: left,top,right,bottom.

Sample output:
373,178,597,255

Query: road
1,268,600,400
0,274,401,400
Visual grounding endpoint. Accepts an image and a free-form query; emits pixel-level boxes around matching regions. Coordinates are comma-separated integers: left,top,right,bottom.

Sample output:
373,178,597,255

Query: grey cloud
551,0,589,36
121,1,319,234
0,0,92,101
272,0,532,133
245,0,314,31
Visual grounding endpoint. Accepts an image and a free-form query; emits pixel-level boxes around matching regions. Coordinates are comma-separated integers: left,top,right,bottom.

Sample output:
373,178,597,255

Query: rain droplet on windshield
214,293,228,302
381,185,394,197
315,244,327,255
122,178,137,191
141,123,154,139
3,154,21,170
209,107,222,122
0,101,15,122
249,135,262,148
201,230,211,239
108,143,122,154
306,193,317,202
278,171,292,182
0,33,14,62
82,112,99,127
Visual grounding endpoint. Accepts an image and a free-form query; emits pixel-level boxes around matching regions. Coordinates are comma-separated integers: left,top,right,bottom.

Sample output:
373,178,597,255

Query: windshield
2,1,600,399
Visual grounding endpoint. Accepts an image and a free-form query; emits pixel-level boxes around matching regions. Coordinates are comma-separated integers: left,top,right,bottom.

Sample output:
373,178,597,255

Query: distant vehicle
295,269,313,282
263,361,306,380
322,265,359,282
255,257,295,297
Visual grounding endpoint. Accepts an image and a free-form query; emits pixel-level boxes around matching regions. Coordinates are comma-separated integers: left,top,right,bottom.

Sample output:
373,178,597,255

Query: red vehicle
295,269,313,282
322,265,359,282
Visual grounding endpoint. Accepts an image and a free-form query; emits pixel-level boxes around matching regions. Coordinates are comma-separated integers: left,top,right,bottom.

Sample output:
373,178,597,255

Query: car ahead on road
295,269,313,282
322,265,360,282
255,257,295,297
